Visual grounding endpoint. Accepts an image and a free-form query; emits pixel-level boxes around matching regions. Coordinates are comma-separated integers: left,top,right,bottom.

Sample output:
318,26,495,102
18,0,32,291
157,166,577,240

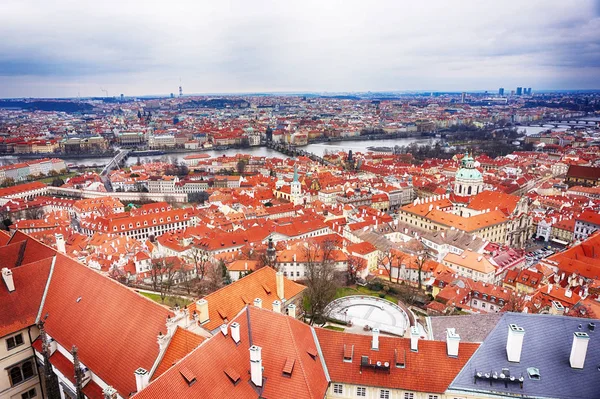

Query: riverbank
0,151,117,160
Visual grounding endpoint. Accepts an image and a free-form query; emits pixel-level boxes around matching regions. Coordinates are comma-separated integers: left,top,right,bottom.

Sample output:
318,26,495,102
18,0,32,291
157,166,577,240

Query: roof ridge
35,255,56,324
284,313,315,399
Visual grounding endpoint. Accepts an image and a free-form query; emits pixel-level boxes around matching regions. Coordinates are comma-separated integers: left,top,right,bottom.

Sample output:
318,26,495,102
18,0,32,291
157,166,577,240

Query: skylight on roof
527,367,540,380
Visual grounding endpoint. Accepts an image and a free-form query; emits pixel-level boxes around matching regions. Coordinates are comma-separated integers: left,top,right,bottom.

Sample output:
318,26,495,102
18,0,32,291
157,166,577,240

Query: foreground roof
315,327,479,394
449,312,600,399
0,232,173,397
134,306,329,399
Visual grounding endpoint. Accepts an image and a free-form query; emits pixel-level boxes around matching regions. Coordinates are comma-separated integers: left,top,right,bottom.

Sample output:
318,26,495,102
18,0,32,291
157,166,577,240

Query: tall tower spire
38,320,61,399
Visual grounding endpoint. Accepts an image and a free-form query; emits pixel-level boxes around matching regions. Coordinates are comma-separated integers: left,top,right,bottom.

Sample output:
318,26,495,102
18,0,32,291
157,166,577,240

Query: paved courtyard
325,295,410,337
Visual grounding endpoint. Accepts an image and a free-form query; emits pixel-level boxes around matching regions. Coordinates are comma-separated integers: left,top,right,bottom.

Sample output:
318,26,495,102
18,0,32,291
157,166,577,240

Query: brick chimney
254,298,262,308
287,304,296,318
220,323,228,336
506,324,525,362
276,271,285,300
249,345,263,387
196,299,209,324
446,328,460,357
2,267,15,292
410,326,420,352
230,322,240,344
569,332,590,369
55,233,66,254
134,368,149,392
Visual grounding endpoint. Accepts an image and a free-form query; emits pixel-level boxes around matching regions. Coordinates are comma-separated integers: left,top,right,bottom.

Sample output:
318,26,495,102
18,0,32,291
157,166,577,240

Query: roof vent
179,366,197,386
224,367,240,385
282,357,295,376
526,367,540,380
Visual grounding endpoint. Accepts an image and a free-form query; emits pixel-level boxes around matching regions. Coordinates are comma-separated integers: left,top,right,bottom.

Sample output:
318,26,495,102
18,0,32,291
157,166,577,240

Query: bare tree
205,260,225,292
150,258,177,303
414,254,428,290
109,264,129,286
177,263,193,295
23,206,45,220
303,239,340,325
185,247,210,296
346,255,367,285
377,249,406,283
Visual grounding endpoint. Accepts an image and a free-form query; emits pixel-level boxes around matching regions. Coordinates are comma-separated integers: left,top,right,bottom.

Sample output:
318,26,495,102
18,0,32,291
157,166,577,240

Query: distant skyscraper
527,87,532,95
120,94,124,102
499,88,504,96
170,93,174,98
179,85,183,97
461,92,466,103
516,87,523,96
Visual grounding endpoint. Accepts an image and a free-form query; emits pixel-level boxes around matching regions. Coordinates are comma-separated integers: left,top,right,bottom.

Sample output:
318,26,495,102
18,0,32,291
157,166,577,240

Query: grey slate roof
427,313,502,342
448,312,600,399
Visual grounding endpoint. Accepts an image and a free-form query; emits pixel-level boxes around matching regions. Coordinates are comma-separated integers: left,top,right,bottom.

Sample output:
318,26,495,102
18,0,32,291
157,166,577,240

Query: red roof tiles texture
315,328,479,393
134,306,329,399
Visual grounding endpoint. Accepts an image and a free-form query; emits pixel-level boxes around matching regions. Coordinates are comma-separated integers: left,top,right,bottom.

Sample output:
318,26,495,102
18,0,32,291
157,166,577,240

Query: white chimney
196,299,209,324
102,386,118,399
550,300,565,315
230,322,240,344
134,368,149,392
569,332,590,369
276,271,285,300
2,268,14,292
410,326,419,352
287,304,296,318
446,328,460,357
157,332,169,352
249,345,263,387
55,233,66,254
506,324,525,362
272,300,281,313
371,328,379,350
254,298,262,308
220,323,228,336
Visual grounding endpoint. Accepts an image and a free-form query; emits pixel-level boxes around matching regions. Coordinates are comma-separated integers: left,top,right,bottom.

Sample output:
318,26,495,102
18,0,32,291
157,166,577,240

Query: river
29,136,438,167
2,120,595,167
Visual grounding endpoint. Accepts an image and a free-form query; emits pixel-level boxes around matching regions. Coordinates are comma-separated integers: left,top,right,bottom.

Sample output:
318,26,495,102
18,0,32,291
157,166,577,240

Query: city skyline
1,0,599,98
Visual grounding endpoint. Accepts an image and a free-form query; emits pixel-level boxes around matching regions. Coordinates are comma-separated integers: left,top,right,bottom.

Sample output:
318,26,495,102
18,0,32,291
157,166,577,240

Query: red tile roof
133,306,329,399
152,327,205,380
41,253,173,396
188,267,305,332
0,258,52,337
315,327,479,393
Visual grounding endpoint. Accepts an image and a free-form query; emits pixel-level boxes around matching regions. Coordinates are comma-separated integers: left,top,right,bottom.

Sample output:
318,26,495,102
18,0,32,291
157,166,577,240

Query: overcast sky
0,0,599,98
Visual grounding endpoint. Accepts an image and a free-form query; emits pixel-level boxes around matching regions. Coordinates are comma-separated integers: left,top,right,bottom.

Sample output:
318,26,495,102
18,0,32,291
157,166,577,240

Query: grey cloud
0,0,598,97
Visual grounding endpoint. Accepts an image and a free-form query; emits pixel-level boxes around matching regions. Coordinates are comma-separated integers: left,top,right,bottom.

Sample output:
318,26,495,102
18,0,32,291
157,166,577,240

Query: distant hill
0,100,94,113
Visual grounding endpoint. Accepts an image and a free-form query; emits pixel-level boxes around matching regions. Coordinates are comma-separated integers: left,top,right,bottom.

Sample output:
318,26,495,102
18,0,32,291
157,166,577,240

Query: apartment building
80,208,191,240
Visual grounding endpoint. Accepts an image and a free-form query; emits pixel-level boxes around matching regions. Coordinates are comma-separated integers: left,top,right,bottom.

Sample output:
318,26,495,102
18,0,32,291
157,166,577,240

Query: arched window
467,186,472,195
9,360,35,386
